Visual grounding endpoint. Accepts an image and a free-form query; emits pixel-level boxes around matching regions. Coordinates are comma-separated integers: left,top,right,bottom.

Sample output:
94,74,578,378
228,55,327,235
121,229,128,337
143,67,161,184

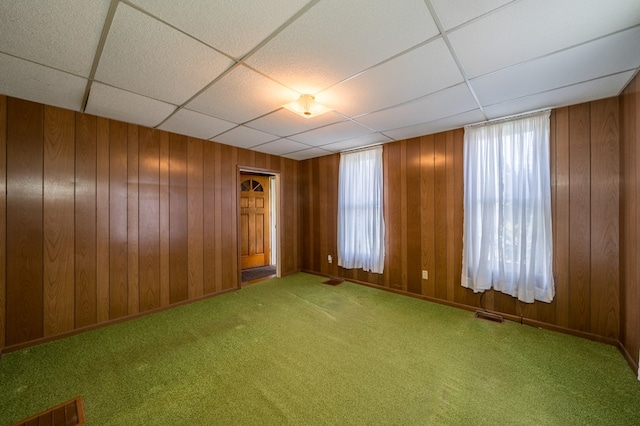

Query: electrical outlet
422,270,428,280
328,255,332,264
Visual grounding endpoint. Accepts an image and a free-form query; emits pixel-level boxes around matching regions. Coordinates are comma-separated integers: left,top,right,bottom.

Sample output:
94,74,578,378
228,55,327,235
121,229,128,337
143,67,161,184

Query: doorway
239,170,279,284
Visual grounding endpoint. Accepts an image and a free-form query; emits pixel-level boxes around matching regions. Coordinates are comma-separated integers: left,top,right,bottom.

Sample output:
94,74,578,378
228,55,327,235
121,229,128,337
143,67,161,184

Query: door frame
237,166,281,287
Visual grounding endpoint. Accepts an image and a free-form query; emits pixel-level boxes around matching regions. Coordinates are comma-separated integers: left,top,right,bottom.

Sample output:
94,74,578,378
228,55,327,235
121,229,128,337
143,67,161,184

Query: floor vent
13,396,85,426
475,310,504,323
322,277,344,286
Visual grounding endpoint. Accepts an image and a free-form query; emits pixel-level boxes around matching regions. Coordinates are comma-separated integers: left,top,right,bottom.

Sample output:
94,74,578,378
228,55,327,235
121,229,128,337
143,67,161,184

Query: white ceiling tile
0,53,87,111
85,82,176,128
356,83,478,131
383,109,486,140
0,0,110,76
213,125,279,149
483,71,635,119
283,148,334,161
251,138,310,156
449,0,640,78
186,65,298,123
95,3,234,105
320,133,393,152
246,109,345,137
246,0,438,93
288,120,374,147
430,0,513,30
318,38,463,117
472,26,640,107
128,0,310,59
158,109,236,140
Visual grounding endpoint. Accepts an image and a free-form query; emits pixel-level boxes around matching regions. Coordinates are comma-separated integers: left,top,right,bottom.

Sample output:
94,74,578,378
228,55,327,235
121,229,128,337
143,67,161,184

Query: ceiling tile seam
152,62,244,129
285,147,333,156
466,23,640,82
0,50,89,81
250,138,316,152
384,107,481,134
312,131,386,149
119,0,238,63
315,33,444,95
618,68,640,96
80,0,120,112
481,69,635,109
208,125,280,145
439,0,524,34
346,81,469,120
423,0,488,121
235,0,322,64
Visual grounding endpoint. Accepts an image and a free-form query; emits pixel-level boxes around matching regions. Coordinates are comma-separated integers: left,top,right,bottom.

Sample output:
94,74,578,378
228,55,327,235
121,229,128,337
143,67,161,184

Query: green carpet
1,273,639,425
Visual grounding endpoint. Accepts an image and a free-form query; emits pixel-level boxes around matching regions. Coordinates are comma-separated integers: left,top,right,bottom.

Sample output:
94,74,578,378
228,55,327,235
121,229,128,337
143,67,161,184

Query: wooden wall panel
203,141,216,294
159,131,170,306
138,127,160,312
420,135,435,298
169,133,188,303
75,113,97,328
43,106,75,336
620,73,640,370
568,103,592,332
6,98,44,345
300,98,622,343
0,95,301,351
589,98,620,338
0,96,6,349
406,138,422,295
96,118,110,322
127,124,139,315
108,120,128,320
187,137,204,298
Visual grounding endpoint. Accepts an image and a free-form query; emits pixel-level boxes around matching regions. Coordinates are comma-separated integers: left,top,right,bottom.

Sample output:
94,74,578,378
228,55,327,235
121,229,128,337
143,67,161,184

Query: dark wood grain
74,112,97,328
43,105,75,336
386,142,403,289
553,107,570,328
159,131,170,306
96,117,110,322
589,98,620,339
138,127,160,312
406,138,422,294
0,95,7,349
420,135,435,298
203,141,216,294
434,133,448,300
213,143,223,292
169,133,188,303
109,120,128,319
620,73,639,369
6,98,44,345
127,124,139,315
187,137,204,298
568,103,591,332
445,131,456,302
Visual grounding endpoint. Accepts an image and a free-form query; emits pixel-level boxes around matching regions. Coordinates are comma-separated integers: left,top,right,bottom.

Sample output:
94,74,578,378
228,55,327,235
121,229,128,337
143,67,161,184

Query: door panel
240,175,270,269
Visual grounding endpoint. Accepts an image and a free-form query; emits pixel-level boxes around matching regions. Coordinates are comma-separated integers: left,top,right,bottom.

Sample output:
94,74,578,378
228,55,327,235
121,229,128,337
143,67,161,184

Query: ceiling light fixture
283,94,332,118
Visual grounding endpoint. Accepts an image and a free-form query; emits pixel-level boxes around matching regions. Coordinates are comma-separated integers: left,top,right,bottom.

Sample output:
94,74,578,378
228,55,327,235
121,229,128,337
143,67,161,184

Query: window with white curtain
338,146,385,274
461,111,554,303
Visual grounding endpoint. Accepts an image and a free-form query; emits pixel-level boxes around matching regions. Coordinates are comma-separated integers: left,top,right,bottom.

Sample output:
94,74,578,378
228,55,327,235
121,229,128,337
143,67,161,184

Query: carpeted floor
1,273,639,425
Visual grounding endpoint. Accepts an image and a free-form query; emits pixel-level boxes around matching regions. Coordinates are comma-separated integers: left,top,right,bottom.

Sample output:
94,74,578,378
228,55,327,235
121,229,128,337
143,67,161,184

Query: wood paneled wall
0,95,300,350
620,72,640,372
301,98,621,341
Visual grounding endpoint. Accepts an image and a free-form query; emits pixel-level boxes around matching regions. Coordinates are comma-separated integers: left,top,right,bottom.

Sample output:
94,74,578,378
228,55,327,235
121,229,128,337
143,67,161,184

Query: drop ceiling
1,0,639,160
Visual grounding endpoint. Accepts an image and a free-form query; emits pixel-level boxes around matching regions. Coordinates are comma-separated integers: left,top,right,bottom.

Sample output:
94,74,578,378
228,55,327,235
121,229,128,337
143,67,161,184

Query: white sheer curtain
338,146,385,273
461,111,554,303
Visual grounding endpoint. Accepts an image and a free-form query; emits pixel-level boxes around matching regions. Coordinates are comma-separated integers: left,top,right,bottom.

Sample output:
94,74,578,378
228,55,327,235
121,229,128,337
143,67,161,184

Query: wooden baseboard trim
1,287,238,356
303,271,620,347
618,341,640,376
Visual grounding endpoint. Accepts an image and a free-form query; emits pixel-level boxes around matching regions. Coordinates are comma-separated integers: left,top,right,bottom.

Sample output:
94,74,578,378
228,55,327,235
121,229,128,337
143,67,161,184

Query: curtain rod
465,108,551,129
340,142,384,155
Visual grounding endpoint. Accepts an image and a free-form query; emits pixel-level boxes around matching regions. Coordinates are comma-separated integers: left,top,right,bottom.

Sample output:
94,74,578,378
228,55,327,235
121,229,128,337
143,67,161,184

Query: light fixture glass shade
283,94,332,118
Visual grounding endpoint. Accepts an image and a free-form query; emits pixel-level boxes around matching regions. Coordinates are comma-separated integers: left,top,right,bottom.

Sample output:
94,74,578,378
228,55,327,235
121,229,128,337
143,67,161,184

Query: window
338,146,385,274
461,111,554,303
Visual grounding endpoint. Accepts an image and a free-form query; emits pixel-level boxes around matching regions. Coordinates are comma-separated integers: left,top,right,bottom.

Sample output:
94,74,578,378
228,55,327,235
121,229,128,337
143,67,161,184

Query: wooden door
240,175,271,269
